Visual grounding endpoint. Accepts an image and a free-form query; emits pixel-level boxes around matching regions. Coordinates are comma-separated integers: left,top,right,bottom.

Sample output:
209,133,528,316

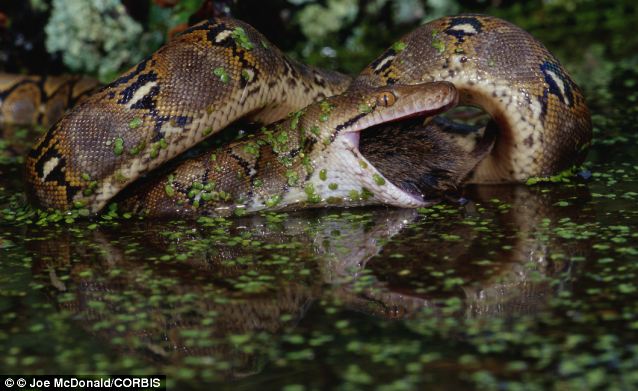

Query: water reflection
341,184,591,320
28,182,592,379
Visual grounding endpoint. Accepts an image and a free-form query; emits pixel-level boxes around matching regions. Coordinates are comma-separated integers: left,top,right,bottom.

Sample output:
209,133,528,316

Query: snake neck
248,60,353,124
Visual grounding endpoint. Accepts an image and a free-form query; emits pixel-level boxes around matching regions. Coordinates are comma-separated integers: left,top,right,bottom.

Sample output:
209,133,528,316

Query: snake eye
376,91,396,107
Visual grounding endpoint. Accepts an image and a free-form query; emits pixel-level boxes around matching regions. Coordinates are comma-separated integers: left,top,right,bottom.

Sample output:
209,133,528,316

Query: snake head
270,81,467,210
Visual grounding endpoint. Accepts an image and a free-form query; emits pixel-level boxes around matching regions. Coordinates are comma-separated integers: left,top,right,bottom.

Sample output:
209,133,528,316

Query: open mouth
332,105,496,207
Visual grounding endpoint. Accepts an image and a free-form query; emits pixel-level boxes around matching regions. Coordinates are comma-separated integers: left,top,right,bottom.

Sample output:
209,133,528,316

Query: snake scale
2,15,592,217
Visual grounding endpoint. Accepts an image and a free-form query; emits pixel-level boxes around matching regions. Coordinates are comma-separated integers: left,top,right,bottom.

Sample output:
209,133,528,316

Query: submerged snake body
18,15,591,216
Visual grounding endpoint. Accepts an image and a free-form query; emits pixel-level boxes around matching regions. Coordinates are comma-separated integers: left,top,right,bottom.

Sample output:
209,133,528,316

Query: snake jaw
279,82,461,210
331,130,428,207
339,131,360,150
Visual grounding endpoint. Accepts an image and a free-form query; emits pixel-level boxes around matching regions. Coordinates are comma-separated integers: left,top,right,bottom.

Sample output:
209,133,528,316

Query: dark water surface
3,130,638,390
2,46,638,391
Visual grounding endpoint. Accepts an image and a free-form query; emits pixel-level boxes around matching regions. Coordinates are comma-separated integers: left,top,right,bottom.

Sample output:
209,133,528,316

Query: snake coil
3,15,591,217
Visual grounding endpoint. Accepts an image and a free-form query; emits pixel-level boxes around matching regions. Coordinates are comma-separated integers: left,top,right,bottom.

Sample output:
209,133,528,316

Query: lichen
44,0,159,82
295,0,358,41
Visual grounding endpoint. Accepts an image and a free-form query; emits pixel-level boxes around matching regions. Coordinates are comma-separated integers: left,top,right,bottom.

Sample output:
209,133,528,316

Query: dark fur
360,117,495,200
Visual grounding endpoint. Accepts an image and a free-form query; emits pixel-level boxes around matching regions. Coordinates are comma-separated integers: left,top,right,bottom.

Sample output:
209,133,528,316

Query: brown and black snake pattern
117,83,460,217
351,14,591,183
0,74,98,127
3,15,591,216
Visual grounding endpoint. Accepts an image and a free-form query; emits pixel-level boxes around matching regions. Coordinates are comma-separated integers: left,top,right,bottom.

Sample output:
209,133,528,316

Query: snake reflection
29,183,592,379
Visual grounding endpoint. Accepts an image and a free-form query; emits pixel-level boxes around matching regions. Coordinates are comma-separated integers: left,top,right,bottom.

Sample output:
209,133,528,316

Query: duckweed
319,169,328,181
358,103,373,114
113,137,124,155
265,194,282,208
231,27,254,50
392,41,407,52
213,67,230,83
128,117,143,129
304,183,321,203
1,25,638,391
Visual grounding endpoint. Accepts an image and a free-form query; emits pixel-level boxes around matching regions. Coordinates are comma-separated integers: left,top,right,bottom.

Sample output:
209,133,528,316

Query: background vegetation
1,0,636,104
1,2,638,389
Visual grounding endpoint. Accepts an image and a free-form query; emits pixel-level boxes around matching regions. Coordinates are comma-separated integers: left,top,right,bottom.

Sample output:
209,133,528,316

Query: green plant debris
241,68,254,82
290,110,303,130
372,173,385,186
164,175,175,197
213,67,230,83
231,27,254,50
113,137,124,156
265,194,282,208
304,183,321,203
526,167,579,185
319,101,334,122
392,41,407,52
358,103,373,114
129,141,145,155
286,170,299,186
243,142,261,157
129,117,143,129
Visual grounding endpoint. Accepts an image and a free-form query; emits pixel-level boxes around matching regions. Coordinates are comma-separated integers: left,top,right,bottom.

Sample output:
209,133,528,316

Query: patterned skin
0,74,98,127
118,83,459,217
24,18,351,213
352,14,592,182
10,15,590,216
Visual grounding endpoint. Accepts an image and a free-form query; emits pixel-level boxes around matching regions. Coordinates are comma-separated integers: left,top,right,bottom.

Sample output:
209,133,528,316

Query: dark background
1,0,636,100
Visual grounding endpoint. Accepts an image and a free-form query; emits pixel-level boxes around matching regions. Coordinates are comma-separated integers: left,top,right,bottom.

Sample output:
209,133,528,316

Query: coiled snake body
5,15,591,217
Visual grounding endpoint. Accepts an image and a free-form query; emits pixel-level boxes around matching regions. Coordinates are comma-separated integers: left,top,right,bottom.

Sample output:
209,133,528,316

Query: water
2,31,638,391
3,128,638,390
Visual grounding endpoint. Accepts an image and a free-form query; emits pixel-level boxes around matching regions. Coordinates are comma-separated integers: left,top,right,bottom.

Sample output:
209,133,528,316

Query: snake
3,14,592,217
0,74,98,127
